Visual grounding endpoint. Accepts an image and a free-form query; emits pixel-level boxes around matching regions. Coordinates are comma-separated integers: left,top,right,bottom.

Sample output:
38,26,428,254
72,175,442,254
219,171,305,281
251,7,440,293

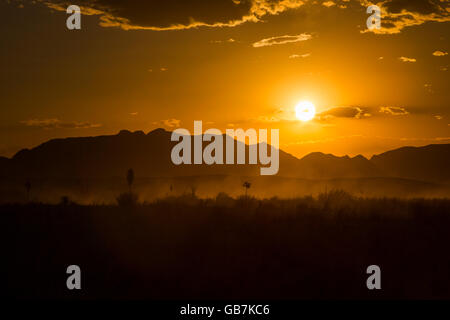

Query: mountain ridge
1,129,449,183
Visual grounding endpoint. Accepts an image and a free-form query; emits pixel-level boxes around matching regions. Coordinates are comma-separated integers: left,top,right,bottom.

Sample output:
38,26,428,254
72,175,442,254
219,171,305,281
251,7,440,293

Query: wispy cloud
153,119,181,128
399,56,416,63
257,107,297,123
252,33,312,48
379,106,409,116
433,50,448,57
424,83,434,94
211,38,236,44
322,1,335,7
289,53,311,59
21,118,102,129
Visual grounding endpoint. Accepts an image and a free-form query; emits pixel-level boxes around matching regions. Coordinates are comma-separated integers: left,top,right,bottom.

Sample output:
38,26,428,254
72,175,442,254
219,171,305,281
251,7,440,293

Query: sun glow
295,101,316,122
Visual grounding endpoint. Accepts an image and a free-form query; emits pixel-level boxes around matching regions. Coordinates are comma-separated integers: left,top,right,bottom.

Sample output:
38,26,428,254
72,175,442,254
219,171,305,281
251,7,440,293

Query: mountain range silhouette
0,128,449,184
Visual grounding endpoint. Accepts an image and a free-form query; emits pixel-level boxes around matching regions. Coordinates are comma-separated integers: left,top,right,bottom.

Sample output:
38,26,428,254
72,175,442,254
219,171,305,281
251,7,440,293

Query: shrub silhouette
116,192,139,207
216,192,233,207
318,189,354,209
60,196,70,206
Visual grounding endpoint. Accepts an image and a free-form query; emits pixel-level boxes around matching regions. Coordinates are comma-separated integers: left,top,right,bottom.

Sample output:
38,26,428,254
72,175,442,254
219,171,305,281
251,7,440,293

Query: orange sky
0,0,449,158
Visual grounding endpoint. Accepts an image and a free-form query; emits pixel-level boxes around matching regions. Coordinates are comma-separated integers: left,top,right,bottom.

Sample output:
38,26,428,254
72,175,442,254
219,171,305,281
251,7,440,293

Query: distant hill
371,144,450,184
2,129,294,179
294,152,381,179
0,156,9,166
1,129,449,184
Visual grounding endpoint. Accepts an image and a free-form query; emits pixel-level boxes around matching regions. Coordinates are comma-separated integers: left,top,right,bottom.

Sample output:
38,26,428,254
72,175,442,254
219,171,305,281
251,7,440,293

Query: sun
295,101,316,122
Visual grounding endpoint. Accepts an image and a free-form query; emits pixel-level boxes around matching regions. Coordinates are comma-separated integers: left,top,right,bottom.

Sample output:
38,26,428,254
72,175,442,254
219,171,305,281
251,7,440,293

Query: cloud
399,56,416,62
317,106,370,120
361,0,450,34
252,33,312,48
424,83,434,93
257,106,306,123
20,118,102,129
260,106,372,123
211,38,236,44
148,67,168,72
379,106,409,116
433,50,448,56
20,0,450,33
35,0,306,31
152,119,181,128
322,1,336,7
163,119,180,127
289,53,311,58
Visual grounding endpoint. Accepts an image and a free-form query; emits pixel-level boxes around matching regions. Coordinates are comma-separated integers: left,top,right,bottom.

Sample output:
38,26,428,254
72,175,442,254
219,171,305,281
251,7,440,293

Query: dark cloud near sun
15,0,449,32
30,0,305,30
317,106,370,120
383,0,444,15
318,105,415,121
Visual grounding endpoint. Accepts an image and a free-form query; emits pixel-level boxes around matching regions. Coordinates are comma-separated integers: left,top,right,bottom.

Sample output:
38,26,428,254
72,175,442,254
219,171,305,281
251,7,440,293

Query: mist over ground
1,175,449,205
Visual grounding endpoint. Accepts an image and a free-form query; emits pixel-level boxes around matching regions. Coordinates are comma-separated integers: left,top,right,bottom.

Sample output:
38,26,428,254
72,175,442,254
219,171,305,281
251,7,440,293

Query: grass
2,191,450,299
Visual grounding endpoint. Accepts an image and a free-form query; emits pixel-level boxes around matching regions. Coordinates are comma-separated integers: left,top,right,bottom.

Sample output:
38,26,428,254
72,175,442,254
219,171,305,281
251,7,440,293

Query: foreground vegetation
2,191,450,299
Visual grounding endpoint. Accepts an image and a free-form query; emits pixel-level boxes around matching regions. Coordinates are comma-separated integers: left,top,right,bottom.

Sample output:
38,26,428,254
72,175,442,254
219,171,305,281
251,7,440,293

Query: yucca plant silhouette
191,186,197,198
117,168,138,207
127,168,134,193
243,181,251,198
